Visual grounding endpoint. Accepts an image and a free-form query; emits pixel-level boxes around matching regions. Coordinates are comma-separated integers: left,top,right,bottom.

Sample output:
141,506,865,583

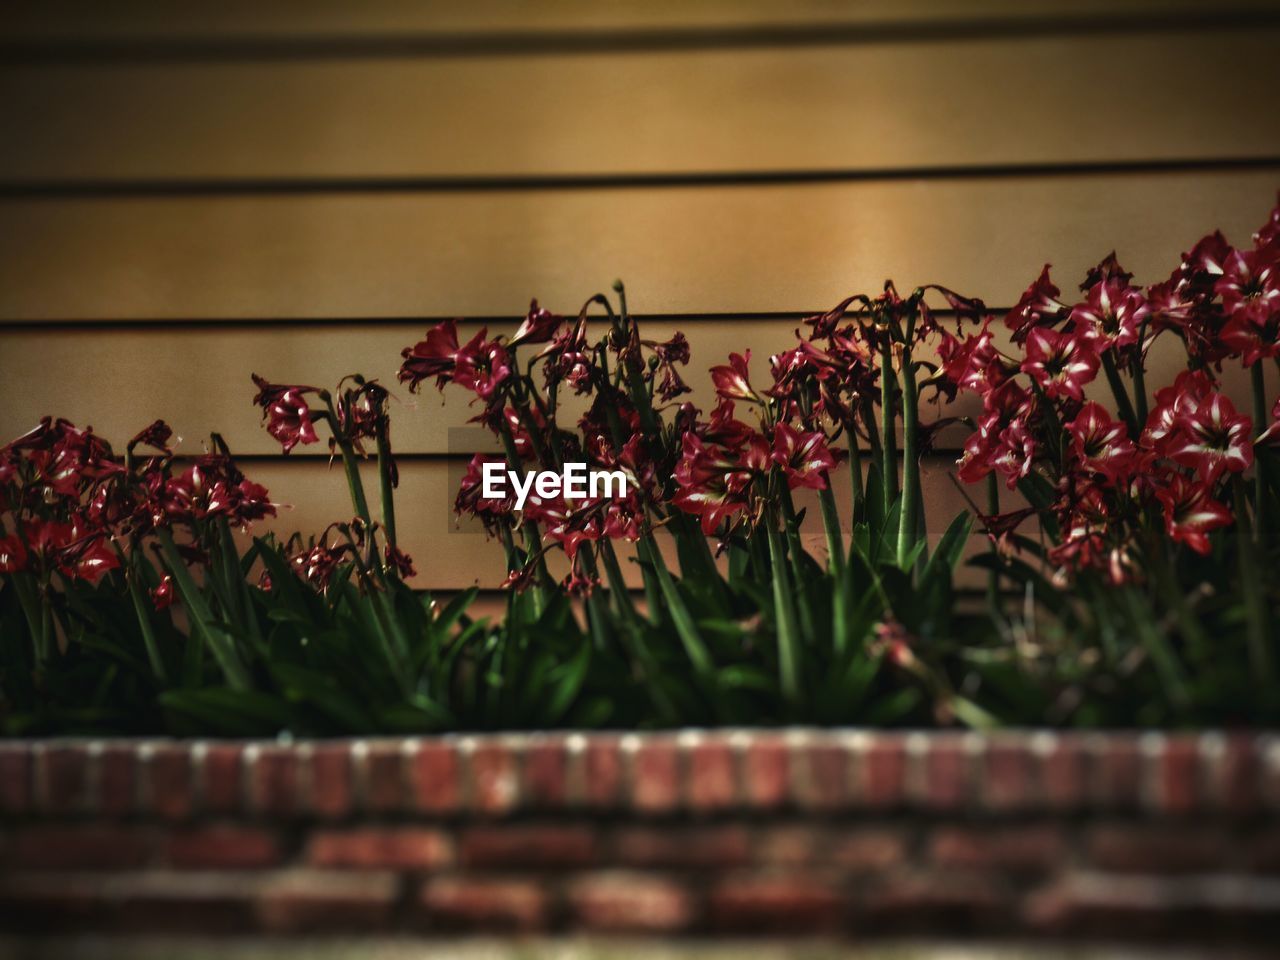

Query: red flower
1154,473,1234,555
1071,280,1149,352
398,319,464,391
771,423,837,490
1142,369,1216,455
290,541,351,591
152,574,176,610
937,318,1005,395
1020,327,1100,402
1005,265,1067,343
0,533,27,573
1068,403,1139,485
384,545,416,579
710,351,760,403
252,375,320,454
1165,392,1254,484
672,433,755,535
1257,395,1280,446
129,420,174,454
1215,247,1280,327
509,299,563,346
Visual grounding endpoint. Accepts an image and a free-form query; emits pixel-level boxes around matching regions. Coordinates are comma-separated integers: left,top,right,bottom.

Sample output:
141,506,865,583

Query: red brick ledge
1,730,1275,820
2,731,1278,939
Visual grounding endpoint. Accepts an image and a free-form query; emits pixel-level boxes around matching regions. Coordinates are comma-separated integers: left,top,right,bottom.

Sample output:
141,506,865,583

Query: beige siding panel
2,171,1277,320
1,322,1271,458
7,1,1271,41
4,31,1280,181
237,454,998,591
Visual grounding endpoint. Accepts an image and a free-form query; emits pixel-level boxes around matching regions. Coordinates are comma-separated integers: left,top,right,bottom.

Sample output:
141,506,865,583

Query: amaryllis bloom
509,299,562,346
1068,403,1138,485
0,533,27,573
290,541,351,591
252,375,320,454
398,320,464,391
1142,369,1216,455
152,574,175,610
936,318,1006,395
1215,248,1280,328
1070,280,1150,352
1005,265,1067,343
1080,251,1134,291
455,454,514,532
1154,472,1234,555
129,420,173,454
672,433,755,535
1176,231,1233,292
539,316,593,394
771,423,837,490
710,351,760,403
986,422,1039,490
1166,392,1254,484
1020,327,1100,402
384,545,416,579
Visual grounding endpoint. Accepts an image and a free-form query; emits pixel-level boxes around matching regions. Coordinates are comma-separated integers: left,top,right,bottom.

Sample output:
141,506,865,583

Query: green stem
818,483,844,577
986,472,1000,610
1251,361,1268,541
1100,352,1140,439
1234,477,1273,686
779,488,815,642
847,425,865,522
126,553,169,683
897,353,919,569
765,517,802,708
879,346,899,523
156,529,253,690
645,535,713,676
375,425,398,551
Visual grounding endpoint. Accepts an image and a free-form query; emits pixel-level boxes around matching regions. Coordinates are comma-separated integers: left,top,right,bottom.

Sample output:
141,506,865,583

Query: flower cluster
944,197,1280,580
0,416,276,604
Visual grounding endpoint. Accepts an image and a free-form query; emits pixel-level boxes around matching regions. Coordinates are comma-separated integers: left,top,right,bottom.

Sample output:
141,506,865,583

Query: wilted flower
251,375,320,454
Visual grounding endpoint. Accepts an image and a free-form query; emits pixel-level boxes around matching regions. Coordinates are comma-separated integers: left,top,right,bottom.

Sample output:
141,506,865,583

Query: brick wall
2,731,1278,941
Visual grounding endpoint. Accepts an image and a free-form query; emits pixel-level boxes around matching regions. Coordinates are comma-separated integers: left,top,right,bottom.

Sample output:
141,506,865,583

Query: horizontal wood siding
1,1,1276,591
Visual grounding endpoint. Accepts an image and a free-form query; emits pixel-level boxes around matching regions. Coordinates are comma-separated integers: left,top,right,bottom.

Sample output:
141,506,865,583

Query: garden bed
2,730,1277,942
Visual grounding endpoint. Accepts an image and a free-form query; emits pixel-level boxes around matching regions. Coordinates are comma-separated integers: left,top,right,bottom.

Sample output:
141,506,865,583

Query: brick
201,743,244,814
412,740,460,814
686,737,737,812
309,742,354,819
1025,873,1280,940
708,877,843,933
1091,735,1143,809
362,740,406,814
582,736,623,809
862,873,1005,932
468,741,519,815
918,737,971,811
569,873,694,933
420,877,548,931
861,737,906,809
631,738,679,814
929,825,1065,873
1155,735,1200,814
307,827,452,869
796,740,848,812
741,735,789,809
257,870,398,933
1038,735,1086,811
615,825,750,868
164,826,282,869
0,743,31,813
9,825,152,869
829,828,907,870
982,740,1035,811
97,744,137,816
1087,825,1225,873
1213,734,1259,815
522,738,568,809
461,825,597,869
145,743,194,820
36,744,89,815
249,745,300,817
